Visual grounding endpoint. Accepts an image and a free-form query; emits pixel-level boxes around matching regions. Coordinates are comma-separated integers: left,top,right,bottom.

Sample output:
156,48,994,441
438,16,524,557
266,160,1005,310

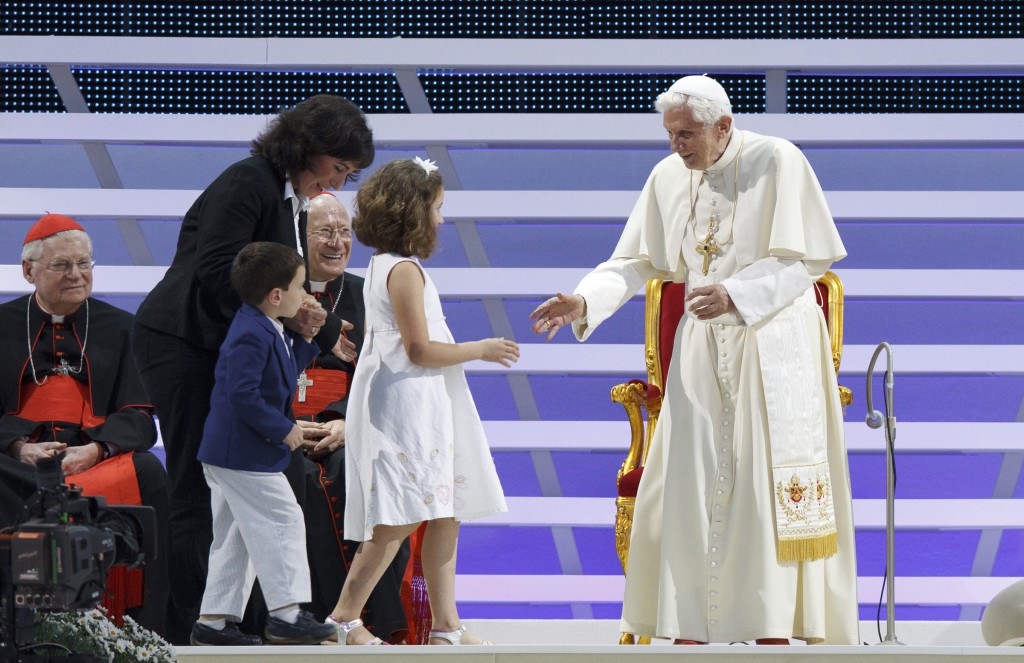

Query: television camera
0,453,155,662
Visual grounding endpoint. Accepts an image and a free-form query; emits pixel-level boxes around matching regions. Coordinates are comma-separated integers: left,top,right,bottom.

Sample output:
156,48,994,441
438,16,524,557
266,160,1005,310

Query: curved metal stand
879,418,904,646
866,342,905,646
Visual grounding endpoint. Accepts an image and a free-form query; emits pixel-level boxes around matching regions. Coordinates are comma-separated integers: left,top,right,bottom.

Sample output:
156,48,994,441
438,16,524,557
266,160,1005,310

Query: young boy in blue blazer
192,242,336,646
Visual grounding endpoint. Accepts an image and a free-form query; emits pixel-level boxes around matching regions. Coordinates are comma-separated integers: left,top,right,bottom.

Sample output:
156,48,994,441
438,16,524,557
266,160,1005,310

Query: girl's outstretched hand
476,337,520,368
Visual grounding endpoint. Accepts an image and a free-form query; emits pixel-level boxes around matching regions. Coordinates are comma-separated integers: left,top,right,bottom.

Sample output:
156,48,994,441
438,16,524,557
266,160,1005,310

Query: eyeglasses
41,259,95,274
309,227,352,243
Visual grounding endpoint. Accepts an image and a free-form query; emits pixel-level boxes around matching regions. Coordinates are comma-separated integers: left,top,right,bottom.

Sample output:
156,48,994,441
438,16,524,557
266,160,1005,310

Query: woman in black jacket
131,94,374,645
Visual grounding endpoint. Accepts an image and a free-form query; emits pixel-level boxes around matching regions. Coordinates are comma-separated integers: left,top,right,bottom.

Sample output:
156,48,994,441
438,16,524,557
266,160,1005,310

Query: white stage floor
173,620,1023,662
174,644,1024,662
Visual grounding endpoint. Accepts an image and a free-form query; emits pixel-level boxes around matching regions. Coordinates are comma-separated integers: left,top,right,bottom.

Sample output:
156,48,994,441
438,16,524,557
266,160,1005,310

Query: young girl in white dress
326,157,518,646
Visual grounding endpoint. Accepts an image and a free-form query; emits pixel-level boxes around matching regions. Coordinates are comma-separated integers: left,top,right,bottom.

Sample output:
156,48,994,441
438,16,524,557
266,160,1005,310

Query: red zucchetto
23,213,85,245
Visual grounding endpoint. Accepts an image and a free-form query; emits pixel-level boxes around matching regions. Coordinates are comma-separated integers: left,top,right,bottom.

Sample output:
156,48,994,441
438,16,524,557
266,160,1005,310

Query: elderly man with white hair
0,213,169,634
530,76,858,645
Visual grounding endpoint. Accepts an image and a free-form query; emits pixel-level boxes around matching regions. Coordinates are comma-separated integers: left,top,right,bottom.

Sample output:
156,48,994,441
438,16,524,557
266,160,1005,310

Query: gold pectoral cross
696,226,720,276
297,371,313,403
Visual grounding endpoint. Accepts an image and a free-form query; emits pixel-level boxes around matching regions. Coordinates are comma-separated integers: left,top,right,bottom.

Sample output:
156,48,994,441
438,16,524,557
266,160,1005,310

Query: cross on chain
297,371,314,403
695,225,720,275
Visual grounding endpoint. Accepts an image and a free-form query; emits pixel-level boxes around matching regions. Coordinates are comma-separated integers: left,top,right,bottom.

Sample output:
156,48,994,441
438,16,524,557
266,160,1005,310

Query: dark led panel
71,68,408,113
420,72,765,113
0,66,65,112
1,1,584,37
4,2,265,36
789,76,1024,113
589,2,1024,38
589,2,791,38
2,2,1021,37
786,2,1024,38
346,0,583,37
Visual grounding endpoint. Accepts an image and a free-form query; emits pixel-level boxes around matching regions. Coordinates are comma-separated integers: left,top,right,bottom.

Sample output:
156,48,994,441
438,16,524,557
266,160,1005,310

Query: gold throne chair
610,271,851,645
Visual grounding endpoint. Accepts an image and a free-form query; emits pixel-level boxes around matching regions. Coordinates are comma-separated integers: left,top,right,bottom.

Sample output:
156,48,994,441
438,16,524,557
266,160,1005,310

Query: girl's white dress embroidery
344,252,507,541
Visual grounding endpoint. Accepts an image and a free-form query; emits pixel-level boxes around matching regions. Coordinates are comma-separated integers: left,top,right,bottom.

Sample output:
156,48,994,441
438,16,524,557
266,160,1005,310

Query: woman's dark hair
231,242,305,307
353,159,443,259
251,94,374,182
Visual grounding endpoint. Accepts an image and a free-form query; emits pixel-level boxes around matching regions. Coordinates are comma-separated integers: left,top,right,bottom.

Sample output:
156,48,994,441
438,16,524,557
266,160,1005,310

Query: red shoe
673,639,707,645
755,638,790,645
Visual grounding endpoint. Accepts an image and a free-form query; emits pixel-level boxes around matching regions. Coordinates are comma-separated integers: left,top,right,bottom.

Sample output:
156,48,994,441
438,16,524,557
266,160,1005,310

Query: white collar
283,179,309,211
265,314,285,333
33,294,69,323
704,129,742,175
309,280,328,293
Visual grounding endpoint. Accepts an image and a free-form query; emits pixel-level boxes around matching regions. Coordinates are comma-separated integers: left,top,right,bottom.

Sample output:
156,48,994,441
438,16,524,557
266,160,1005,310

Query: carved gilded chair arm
611,380,649,481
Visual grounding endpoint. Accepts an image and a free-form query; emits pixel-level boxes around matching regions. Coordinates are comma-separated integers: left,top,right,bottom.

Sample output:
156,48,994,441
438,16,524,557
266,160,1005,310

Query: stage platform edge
174,619,1024,662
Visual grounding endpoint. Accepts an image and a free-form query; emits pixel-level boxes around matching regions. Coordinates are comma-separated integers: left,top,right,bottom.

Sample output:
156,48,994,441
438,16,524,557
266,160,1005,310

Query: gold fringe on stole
777,531,838,563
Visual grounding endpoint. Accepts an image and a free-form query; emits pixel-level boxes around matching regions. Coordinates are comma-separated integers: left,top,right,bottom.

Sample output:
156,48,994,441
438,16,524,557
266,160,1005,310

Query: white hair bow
413,156,439,175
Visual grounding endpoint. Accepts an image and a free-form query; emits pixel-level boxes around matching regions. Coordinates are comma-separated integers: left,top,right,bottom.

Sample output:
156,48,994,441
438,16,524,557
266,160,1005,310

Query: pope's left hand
686,284,736,320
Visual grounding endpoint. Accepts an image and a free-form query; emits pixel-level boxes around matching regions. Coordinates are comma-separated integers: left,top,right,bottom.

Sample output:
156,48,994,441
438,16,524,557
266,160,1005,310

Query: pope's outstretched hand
529,292,586,341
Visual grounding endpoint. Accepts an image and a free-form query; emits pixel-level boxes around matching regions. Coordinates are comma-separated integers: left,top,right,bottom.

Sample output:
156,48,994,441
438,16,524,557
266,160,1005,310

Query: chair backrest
644,271,845,388
645,280,687,392
815,270,845,376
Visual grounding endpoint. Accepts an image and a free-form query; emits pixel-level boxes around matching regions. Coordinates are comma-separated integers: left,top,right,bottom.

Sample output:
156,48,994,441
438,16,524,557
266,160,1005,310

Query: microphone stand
866,342,903,645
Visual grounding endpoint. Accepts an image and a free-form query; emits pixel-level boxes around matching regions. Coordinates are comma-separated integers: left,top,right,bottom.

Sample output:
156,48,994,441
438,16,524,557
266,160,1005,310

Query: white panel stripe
452,574,1020,604
3,111,1024,146
833,269,1024,298
485,497,1024,529
481,421,1024,453
463,343,1021,375
3,188,1023,221
2,265,1022,299
149,421,1023,454
4,36,1023,69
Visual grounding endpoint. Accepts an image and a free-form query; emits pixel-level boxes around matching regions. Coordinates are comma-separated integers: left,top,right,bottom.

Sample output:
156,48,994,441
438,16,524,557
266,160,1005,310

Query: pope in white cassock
531,76,859,645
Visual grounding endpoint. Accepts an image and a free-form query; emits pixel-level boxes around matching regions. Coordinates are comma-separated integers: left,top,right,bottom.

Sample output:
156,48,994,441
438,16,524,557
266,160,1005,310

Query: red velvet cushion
814,281,829,327
627,379,661,402
659,282,687,387
618,466,644,498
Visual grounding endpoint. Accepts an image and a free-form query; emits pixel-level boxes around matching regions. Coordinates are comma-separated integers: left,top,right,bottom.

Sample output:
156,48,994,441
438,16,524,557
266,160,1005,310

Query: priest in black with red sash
0,214,169,633
294,193,416,643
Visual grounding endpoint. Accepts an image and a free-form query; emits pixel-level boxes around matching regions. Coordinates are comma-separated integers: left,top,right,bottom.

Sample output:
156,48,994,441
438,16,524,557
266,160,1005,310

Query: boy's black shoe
190,621,262,646
264,610,336,645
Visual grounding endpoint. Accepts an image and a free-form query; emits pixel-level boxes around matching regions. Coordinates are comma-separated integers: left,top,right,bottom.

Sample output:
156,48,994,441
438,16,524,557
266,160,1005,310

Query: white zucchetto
667,75,731,105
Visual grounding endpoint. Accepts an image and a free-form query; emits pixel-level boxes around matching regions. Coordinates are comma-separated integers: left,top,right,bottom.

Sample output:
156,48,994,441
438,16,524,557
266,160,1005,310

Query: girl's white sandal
428,625,491,645
325,616,386,645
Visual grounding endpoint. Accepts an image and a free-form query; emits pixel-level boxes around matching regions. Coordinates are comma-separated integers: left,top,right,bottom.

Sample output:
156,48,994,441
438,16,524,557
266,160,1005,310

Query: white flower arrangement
31,607,175,662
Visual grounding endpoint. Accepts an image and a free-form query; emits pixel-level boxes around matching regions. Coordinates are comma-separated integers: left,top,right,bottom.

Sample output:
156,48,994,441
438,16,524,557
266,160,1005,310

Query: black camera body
10,522,114,611
1,453,154,662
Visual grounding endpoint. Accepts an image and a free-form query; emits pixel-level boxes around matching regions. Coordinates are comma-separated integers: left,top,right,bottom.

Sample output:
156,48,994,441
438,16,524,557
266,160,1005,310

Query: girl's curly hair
353,159,443,259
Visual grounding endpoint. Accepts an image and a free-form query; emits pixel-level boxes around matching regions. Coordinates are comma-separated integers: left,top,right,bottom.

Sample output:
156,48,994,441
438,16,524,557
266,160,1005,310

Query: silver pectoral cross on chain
54,358,72,376
297,371,313,403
